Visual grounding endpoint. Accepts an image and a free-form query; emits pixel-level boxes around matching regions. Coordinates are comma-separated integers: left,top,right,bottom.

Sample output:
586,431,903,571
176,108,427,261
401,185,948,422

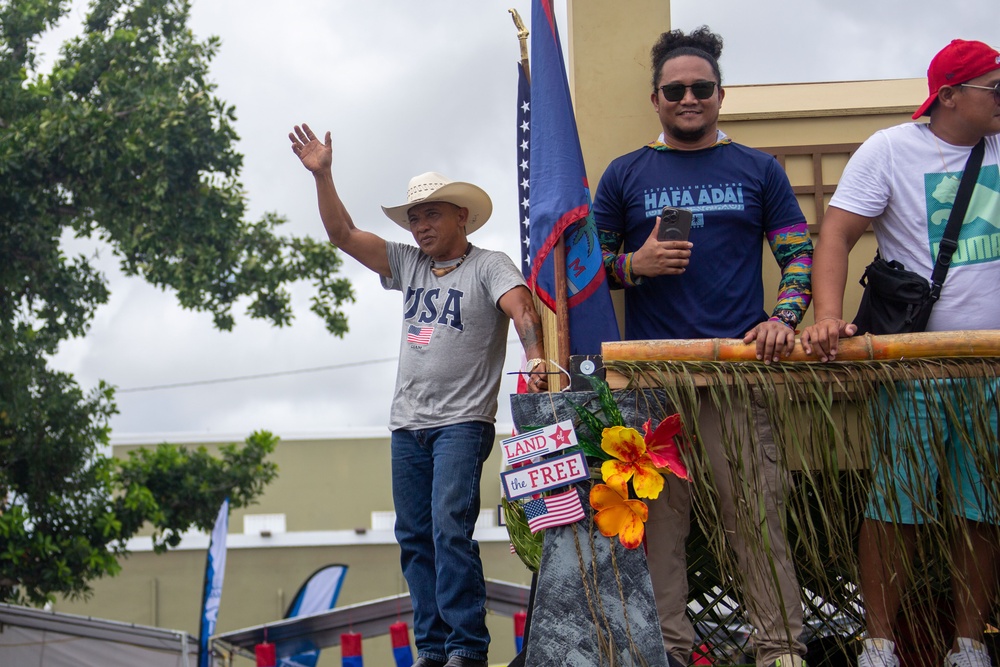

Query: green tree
0,0,354,604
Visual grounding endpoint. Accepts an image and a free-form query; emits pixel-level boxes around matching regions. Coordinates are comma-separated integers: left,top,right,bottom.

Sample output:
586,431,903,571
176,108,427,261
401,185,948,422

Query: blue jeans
391,422,494,662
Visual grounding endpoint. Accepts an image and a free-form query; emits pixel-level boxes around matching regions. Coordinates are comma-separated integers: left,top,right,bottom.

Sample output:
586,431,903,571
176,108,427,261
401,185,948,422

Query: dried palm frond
603,353,1000,663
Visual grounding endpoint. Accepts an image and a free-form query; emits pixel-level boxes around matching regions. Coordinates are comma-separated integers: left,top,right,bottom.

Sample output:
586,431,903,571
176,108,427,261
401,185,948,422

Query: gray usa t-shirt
381,242,526,430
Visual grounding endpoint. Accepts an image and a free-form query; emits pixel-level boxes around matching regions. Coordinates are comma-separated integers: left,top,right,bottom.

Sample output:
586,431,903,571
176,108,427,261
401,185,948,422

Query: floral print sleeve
766,222,813,328
599,228,644,289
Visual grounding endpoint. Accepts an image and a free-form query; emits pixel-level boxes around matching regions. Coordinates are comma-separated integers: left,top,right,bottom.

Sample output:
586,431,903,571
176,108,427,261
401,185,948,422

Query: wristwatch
524,358,545,373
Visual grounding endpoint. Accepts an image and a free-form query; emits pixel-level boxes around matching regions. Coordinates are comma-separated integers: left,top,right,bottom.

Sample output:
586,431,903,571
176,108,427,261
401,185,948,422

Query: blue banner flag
278,564,349,667
526,0,619,355
198,497,230,667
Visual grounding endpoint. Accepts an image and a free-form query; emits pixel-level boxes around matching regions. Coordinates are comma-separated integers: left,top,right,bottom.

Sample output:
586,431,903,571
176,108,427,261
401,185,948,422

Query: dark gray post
510,391,670,667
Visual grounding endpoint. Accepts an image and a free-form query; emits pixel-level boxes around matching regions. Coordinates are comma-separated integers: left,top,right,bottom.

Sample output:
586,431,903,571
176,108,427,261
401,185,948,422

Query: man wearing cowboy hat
802,39,1000,667
290,123,547,667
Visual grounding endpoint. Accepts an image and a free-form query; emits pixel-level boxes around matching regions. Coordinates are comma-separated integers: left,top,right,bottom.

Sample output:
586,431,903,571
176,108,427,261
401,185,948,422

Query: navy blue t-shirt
592,141,804,340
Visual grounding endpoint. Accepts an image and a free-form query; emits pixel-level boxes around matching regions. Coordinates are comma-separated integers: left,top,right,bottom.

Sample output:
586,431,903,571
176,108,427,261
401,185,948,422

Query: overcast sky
40,0,995,443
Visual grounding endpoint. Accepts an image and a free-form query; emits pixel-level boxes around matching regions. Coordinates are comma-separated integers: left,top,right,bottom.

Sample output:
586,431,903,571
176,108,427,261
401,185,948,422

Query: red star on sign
549,425,574,448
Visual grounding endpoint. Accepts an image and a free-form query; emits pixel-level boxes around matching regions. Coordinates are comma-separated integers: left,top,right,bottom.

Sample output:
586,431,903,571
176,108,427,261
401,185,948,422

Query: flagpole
510,7,570,391
509,9,530,82
552,243,569,390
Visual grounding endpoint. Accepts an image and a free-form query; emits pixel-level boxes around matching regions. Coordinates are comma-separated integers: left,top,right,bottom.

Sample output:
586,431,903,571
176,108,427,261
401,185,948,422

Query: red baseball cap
913,39,1000,119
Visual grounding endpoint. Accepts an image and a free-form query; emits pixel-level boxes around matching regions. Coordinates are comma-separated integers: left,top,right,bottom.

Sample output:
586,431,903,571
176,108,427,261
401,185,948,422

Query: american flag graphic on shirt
407,325,434,345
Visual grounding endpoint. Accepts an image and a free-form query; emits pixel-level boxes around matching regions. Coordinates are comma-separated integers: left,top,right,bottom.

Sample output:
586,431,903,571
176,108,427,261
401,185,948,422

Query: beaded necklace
430,243,472,277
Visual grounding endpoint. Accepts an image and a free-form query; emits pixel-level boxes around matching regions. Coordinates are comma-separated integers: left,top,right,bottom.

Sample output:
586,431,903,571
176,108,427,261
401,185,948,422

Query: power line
116,338,527,394
117,357,398,393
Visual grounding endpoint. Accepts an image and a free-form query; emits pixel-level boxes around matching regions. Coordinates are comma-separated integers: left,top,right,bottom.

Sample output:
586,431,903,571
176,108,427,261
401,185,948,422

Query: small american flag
406,325,434,345
524,488,585,533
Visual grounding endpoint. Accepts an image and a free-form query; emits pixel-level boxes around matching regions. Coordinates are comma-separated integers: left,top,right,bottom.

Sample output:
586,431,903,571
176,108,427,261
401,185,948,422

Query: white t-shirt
830,123,1000,331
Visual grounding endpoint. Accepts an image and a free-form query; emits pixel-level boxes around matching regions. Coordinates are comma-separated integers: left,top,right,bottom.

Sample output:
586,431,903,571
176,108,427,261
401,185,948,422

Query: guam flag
526,0,619,355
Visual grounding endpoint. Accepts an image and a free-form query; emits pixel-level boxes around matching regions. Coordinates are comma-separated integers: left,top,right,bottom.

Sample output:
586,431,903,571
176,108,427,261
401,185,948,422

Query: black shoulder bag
852,137,985,335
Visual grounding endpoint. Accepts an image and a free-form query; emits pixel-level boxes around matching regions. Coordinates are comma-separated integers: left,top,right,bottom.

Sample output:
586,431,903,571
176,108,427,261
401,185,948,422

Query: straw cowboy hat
381,172,493,234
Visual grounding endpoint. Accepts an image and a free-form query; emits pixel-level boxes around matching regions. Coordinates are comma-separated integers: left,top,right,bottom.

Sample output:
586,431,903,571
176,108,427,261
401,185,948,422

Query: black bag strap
927,136,986,302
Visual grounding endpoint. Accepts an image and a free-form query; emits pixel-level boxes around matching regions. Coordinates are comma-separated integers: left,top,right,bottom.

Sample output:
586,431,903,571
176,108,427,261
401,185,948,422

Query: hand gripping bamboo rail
602,330,1000,363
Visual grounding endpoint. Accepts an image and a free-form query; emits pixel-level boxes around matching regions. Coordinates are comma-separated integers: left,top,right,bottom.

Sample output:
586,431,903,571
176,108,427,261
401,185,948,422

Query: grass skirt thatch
604,355,1000,665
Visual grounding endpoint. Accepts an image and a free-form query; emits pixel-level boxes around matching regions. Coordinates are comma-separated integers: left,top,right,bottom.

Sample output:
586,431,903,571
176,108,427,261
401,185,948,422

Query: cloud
671,0,995,85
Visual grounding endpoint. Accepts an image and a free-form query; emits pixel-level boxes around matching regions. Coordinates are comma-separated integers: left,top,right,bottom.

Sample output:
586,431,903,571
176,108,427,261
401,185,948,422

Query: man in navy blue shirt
593,26,812,667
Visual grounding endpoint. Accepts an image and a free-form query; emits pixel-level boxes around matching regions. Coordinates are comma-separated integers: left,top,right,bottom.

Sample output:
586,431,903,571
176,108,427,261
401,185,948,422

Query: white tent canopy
0,603,198,667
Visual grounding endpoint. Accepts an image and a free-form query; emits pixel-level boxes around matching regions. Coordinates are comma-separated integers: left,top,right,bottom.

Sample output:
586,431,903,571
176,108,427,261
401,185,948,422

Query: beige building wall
568,0,670,186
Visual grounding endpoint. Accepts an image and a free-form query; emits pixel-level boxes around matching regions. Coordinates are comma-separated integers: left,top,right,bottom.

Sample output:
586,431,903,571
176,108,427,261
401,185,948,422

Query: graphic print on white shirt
925,164,1000,266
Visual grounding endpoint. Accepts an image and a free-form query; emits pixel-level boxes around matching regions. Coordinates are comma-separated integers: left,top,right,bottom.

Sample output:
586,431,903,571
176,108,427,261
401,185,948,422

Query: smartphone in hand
657,206,693,242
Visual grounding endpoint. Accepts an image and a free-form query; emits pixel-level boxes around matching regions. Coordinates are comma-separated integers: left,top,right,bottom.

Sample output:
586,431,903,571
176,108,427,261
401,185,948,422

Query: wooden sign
500,420,578,467
501,451,589,501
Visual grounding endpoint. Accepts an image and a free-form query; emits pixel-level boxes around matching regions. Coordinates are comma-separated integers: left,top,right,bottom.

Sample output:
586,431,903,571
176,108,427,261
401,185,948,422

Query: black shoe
444,656,489,667
413,658,446,667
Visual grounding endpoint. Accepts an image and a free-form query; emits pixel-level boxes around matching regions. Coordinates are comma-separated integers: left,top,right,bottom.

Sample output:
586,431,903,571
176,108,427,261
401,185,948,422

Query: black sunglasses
658,81,717,102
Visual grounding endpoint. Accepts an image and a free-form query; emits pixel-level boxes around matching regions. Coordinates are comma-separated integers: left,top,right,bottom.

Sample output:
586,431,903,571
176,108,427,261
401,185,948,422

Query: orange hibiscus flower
590,478,648,549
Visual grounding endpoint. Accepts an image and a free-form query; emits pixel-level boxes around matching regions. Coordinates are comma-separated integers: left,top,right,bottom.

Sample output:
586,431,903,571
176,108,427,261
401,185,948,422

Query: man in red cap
803,39,1000,667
